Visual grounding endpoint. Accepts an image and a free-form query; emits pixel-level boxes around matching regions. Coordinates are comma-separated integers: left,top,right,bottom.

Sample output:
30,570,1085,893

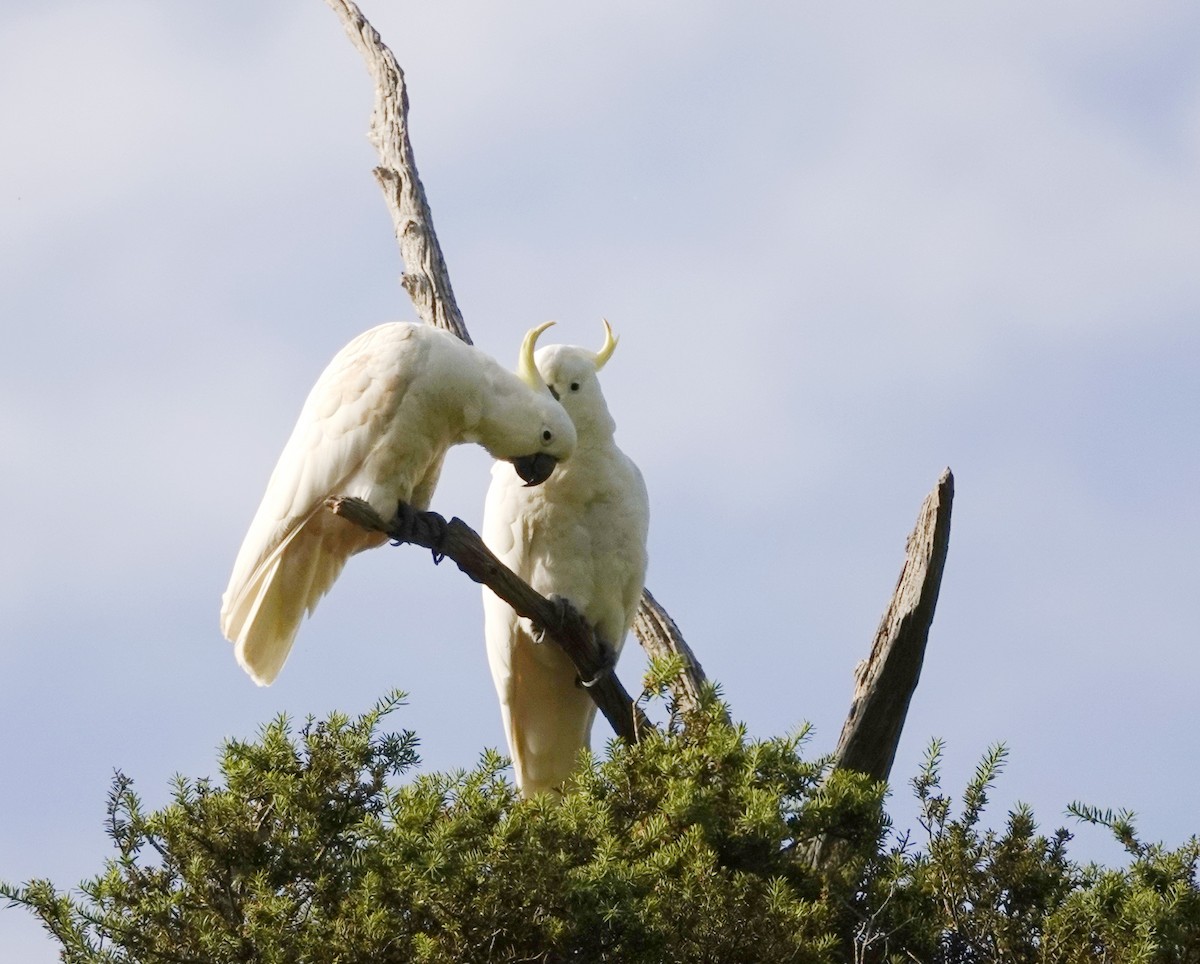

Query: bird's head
482,321,576,486
533,319,619,441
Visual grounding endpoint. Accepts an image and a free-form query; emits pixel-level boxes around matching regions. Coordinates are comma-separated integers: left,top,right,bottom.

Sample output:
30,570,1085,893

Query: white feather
483,332,649,797
221,322,575,686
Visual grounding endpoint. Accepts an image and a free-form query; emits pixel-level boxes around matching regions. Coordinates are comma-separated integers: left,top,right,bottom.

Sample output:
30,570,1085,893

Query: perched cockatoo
483,321,649,797
221,321,575,686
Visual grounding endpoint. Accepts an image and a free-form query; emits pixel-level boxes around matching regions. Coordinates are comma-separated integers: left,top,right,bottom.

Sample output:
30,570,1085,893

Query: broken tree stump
832,467,955,782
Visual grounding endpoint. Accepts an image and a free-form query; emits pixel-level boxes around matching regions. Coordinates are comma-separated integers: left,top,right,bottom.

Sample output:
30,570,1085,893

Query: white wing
221,323,437,685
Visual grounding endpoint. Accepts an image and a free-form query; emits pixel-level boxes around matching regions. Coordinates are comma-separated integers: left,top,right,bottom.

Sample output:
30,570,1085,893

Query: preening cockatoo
221,321,575,686
483,321,649,797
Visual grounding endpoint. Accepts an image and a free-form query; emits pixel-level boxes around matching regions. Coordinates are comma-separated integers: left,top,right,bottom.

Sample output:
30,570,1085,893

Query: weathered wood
632,588,708,718
323,0,470,343
832,468,955,782
327,496,653,744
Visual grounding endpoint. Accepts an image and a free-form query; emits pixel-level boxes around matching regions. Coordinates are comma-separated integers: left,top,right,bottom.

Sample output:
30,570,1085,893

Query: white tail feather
221,512,380,686
502,623,597,797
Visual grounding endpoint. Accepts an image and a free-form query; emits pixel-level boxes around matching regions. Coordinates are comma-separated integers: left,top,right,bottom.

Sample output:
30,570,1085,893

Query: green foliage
1044,805,1200,964
4,691,1199,963
853,740,1200,963
1,689,882,963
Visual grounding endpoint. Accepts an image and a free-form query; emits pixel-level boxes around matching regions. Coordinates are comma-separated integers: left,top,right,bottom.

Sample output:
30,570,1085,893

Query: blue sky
2,2,1198,957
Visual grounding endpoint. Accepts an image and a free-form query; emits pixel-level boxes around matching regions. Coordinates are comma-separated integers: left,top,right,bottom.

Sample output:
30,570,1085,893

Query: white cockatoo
483,321,649,797
221,321,575,686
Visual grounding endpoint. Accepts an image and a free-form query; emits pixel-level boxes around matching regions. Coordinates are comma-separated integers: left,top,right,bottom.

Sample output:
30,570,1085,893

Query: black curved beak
511,453,559,487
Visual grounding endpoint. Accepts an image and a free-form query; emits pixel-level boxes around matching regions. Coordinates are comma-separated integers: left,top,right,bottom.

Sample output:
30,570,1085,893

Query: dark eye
570,382,580,392
542,430,552,442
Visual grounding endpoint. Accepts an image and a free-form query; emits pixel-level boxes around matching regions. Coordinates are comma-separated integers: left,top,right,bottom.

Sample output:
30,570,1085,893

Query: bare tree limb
323,0,706,727
632,589,708,718
807,469,954,869
832,468,955,782
323,0,470,342
327,497,653,743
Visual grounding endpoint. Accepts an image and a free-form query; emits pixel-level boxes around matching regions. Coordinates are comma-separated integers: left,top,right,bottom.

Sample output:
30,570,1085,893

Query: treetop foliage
4,683,1198,963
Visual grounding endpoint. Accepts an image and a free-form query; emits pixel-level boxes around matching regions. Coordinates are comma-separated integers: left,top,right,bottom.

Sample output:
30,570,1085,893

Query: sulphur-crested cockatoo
483,321,649,797
221,321,575,686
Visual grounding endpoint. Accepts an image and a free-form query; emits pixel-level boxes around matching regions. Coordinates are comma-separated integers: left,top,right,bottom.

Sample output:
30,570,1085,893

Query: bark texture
832,468,955,782
323,0,469,342
632,588,708,718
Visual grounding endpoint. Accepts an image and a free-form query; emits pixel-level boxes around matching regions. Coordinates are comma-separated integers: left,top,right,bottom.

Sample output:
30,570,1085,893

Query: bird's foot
532,595,571,645
578,637,616,689
427,513,450,565
387,501,418,545
387,501,450,562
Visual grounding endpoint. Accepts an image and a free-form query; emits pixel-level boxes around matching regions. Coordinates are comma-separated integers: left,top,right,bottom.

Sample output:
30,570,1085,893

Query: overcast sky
3,1,1198,957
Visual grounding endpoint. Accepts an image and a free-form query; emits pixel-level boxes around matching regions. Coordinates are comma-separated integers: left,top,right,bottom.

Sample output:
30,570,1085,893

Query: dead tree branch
324,0,704,727
328,496,652,743
832,468,955,783
323,0,469,342
808,469,954,869
632,589,708,718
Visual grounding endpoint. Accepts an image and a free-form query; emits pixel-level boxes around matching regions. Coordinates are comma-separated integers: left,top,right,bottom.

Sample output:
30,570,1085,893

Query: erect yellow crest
593,318,618,371
518,321,556,390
